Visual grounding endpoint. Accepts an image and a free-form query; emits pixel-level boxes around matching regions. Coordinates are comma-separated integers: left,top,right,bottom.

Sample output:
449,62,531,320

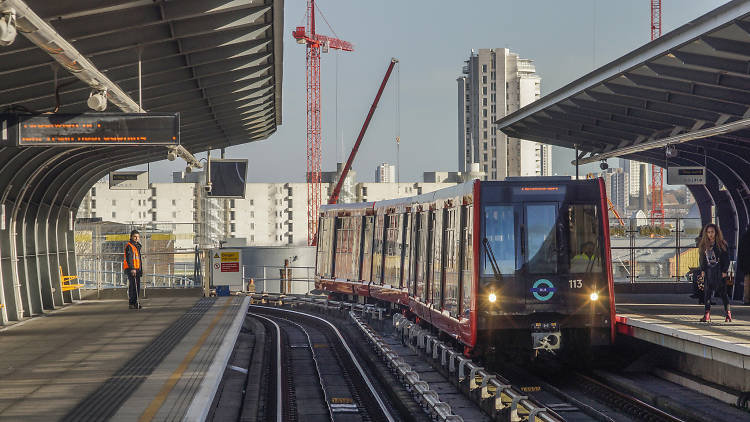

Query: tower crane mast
292,0,353,245
650,0,665,227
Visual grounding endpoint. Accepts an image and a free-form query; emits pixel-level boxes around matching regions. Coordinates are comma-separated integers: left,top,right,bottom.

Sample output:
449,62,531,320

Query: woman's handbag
727,261,736,287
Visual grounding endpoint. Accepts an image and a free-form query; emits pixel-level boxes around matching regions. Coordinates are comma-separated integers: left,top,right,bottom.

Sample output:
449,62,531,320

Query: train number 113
569,279,583,289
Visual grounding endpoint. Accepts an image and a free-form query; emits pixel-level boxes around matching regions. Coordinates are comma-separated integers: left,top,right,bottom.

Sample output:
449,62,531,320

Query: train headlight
488,293,497,303
590,292,599,301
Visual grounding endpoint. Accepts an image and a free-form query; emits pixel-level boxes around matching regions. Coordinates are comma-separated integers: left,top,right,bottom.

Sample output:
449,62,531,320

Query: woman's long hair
698,223,728,252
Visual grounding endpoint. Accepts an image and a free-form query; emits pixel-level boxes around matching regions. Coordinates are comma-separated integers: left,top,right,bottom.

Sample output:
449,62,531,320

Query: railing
76,258,201,289
609,216,702,283
241,265,316,294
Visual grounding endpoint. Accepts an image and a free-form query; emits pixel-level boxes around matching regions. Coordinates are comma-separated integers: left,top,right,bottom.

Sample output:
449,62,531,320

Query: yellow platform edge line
139,298,233,422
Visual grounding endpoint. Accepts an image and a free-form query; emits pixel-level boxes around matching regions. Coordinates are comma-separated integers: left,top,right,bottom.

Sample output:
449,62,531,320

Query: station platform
0,292,249,421
616,293,750,392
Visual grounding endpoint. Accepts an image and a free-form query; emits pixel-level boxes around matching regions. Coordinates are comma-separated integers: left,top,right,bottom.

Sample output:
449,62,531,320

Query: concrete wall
237,246,316,294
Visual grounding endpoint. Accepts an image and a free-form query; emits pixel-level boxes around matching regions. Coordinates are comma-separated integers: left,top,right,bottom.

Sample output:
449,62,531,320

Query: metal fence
75,221,207,290
609,216,703,283
242,265,316,294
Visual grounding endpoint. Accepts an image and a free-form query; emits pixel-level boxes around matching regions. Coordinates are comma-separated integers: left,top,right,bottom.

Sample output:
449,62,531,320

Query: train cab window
568,205,603,273
526,204,558,274
483,205,516,275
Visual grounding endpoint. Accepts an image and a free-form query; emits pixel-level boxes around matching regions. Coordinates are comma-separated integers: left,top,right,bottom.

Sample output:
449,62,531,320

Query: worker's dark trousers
127,273,141,306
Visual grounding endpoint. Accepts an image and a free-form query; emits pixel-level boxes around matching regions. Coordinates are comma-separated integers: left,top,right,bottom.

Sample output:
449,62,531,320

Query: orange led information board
1,113,179,146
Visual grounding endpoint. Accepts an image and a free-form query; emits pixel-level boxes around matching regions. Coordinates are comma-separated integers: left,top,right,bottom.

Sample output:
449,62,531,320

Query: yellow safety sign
221,252,239,262
105,234,130,241
74,231,92,242
151,233,176,241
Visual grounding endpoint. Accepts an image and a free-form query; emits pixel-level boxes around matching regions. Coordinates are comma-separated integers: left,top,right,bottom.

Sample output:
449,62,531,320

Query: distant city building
322,163,357,203
600,168,629,216
357,182,457,202
619,158,650,202
423,171,462,183
78,175,459,247
375,163,396,183
458,48,551,180
423,164,485,183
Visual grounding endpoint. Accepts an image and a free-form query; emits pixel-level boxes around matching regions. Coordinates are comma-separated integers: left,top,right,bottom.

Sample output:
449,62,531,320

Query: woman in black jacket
699,223,731,322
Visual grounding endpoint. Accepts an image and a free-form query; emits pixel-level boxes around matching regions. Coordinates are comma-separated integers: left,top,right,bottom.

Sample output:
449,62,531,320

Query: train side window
483,205,516,275
372,213,385,284
526,204,558,274
402,213,412,289
443,208,459,317
384,214,401,286
316,216,334,278
415,212,428,301
460,205,473,319
361,216,374,282
431,210,443,306
568,205,603,273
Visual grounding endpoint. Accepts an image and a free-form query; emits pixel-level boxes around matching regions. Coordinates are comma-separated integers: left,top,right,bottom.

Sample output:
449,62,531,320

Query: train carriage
315,177,615,356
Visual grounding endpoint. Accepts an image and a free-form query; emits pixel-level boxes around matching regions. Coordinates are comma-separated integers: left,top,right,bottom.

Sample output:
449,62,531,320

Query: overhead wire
395,62,401,186
336,50,339,163
314,2,340,39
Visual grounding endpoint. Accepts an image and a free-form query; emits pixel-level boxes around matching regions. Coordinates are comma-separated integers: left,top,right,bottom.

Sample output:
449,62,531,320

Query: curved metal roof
496,0,750,165
0,0,283,323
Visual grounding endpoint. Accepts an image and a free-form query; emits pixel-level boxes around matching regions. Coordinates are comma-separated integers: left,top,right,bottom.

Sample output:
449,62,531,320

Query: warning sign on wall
210,248,243,291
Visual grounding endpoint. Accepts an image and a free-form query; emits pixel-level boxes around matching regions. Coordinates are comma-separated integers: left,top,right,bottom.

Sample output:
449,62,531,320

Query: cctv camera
0,10,17,47
204,183,212,193
87,90,107,112
167,150,177,161
185,166,192,173
599,161,609,170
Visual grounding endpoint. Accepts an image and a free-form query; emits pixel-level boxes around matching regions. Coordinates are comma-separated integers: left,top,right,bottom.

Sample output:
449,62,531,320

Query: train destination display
1,113,179,146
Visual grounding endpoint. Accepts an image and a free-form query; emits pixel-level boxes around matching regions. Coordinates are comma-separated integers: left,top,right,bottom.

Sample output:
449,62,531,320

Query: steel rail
271,315,336,420
250,313,283,422
249,304,396,422
573,372,685,422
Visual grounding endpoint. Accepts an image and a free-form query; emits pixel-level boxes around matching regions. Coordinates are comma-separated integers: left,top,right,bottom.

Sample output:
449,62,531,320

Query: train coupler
531,331,561,350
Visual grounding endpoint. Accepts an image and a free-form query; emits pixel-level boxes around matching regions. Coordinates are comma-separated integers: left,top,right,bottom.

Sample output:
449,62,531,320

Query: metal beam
574,116,750,164
1,0,141,112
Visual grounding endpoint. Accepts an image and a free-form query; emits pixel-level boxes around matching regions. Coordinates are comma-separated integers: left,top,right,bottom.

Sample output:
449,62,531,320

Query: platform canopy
495,0,750,265
0,0,283,324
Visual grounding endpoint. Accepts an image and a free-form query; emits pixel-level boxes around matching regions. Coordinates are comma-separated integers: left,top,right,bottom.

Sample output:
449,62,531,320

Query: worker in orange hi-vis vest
123,229,144,309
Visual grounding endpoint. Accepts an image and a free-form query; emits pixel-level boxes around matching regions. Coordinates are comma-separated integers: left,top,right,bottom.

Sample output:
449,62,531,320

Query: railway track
249,305,396,422
234,296,690,422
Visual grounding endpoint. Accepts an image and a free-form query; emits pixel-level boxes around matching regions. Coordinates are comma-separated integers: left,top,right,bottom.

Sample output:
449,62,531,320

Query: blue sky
148,0,730,182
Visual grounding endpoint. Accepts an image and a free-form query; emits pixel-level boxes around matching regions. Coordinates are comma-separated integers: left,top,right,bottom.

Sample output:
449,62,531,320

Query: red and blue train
315,177,615,356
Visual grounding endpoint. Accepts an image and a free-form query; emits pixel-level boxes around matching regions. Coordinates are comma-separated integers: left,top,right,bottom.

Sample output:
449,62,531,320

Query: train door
520,203,562,307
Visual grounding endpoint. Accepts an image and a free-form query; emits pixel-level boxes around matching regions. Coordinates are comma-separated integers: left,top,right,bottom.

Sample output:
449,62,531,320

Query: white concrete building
78,178,458,248
458,48,552,180
619,158,650,198
375,163,396,183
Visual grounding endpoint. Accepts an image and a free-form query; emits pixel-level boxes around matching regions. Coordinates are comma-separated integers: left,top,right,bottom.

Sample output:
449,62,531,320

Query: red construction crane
329,59,399,205
650,0,665,227
292,0,353,245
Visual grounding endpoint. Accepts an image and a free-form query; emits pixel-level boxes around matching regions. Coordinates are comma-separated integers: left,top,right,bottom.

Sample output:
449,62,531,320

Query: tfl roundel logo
531,279,556,301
